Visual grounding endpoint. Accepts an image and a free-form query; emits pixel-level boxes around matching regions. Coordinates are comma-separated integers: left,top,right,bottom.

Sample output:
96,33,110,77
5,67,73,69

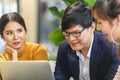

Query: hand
4,45,18,61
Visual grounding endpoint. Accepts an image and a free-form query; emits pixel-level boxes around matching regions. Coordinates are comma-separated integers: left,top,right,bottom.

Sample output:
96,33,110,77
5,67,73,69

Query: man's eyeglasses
62,28,85,37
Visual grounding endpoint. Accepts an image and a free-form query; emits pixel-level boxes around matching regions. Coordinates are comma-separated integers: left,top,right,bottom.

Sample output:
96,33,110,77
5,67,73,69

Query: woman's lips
13,42,20,46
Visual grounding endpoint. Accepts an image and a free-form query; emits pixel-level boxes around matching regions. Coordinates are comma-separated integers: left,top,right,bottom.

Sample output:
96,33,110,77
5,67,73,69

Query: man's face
63,25,94,51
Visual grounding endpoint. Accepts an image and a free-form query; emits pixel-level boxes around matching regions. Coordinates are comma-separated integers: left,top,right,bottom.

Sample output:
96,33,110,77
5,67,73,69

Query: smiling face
92,0,120,43
64,25,94,51
96,18,113,41
94,13,120,42
3,21,26,51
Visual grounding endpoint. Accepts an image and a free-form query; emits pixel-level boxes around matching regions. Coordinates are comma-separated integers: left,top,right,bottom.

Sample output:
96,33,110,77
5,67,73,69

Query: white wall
19,0,38,43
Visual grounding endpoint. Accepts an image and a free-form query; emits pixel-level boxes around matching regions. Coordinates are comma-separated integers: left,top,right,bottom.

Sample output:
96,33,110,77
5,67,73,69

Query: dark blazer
54,31,120,80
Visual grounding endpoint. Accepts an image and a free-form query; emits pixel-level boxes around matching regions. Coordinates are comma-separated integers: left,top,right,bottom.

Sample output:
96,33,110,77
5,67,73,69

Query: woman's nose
13,33,18,40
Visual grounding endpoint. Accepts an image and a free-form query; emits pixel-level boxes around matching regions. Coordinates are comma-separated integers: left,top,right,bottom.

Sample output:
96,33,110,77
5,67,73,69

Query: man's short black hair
62,2,95,31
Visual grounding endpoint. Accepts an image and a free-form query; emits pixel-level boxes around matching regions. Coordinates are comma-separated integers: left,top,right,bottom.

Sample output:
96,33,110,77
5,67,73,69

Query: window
0,0,19,16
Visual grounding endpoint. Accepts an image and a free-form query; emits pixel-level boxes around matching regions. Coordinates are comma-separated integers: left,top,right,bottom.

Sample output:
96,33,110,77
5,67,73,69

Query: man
54,2,120,80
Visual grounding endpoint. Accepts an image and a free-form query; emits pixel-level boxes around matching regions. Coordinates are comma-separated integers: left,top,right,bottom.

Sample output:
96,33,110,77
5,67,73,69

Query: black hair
62,2,95,31
92,0,120,23
0,12,27,37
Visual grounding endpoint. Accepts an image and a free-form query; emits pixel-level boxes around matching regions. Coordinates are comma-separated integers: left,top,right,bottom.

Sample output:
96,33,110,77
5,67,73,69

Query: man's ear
117,15,120,25
89,22,96,32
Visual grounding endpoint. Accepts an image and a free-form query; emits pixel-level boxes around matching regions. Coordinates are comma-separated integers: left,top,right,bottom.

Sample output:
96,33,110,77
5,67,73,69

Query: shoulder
58,40,73,56
94,31,107,40
25,41,47,50
94,31,111,44
94,31,115,51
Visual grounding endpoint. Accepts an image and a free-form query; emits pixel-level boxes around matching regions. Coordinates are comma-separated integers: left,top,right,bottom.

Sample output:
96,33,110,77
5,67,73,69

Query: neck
81,33,93,57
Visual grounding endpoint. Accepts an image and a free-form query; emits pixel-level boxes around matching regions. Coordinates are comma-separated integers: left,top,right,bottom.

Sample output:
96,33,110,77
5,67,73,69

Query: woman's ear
112,15,120,26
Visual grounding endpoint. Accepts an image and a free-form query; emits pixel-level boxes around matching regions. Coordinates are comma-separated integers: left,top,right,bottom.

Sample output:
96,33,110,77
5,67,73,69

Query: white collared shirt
76,33,94,80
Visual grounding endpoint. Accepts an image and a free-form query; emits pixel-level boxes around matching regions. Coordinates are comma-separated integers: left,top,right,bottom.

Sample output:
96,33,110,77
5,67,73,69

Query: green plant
48,0,96,46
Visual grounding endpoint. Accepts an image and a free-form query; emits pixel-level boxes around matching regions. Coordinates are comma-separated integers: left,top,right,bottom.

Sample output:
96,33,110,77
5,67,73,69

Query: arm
54,63,70,80
4,45,18,61
54,41,71,80
33,44,48,60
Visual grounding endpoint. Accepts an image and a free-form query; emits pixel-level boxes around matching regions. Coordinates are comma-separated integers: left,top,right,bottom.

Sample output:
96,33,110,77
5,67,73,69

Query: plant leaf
48,6,62,19
48,28,65,46
84,0,96,7
62,0,82,5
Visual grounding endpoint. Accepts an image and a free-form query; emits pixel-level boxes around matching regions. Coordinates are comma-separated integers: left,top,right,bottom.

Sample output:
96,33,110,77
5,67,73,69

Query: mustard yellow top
0,41,48,61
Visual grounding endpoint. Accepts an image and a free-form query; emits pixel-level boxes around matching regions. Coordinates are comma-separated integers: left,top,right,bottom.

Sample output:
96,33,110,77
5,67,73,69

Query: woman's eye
6,32,12,35
17,29,23,33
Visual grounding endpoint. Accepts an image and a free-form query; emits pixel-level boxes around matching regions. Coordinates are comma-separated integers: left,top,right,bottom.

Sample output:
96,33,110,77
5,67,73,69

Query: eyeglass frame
62,28,85,37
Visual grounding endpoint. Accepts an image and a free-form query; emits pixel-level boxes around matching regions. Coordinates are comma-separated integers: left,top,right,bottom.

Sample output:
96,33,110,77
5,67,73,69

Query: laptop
0,61,54,80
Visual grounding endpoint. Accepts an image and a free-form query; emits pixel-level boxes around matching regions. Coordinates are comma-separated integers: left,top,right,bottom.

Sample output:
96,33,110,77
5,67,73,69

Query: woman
92,0,120,79
0,12,49,80
0,12,48,61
